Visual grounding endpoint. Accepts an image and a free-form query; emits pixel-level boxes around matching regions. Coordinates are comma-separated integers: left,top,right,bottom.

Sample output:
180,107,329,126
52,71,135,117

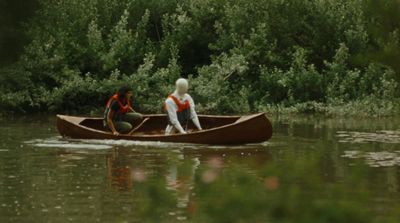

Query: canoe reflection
105,146,271,193
103,146,271,221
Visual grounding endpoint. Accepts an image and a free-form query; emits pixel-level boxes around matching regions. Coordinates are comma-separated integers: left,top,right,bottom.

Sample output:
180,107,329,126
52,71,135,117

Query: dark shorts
109,112,143,133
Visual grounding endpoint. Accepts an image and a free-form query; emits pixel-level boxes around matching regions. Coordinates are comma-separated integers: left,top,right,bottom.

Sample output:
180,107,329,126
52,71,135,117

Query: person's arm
107,110,119,136
188,95,202,130
127,95,135,112
166,99,186,134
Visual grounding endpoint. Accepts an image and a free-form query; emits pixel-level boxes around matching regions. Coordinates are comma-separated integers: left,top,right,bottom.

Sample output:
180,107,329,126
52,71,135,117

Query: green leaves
191,53,249,114
1,0,400,114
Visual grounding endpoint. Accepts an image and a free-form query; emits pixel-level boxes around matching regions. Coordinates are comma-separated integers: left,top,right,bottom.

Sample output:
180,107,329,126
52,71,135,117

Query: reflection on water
1,115,400,222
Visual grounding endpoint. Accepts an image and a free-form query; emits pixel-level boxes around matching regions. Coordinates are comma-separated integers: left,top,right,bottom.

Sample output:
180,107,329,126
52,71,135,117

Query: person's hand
113,131,120,136
127,93,132,99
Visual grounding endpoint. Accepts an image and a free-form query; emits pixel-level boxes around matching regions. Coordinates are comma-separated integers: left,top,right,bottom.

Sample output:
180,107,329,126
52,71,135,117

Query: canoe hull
56,113,272,145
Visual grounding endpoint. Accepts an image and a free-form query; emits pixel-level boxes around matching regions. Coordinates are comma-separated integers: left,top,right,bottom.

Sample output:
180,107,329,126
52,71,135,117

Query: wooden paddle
128,117,150,135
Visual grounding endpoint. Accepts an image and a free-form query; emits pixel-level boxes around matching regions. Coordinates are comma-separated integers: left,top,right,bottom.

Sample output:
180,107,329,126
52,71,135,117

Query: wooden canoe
56,113,273,145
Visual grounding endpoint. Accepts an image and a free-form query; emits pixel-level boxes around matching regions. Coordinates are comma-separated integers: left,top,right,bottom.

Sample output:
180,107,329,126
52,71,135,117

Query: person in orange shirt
104,86,143,135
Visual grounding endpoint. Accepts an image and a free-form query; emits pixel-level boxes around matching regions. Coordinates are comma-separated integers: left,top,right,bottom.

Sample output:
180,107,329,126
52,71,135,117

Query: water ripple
24,136,271,150
25,137,113,150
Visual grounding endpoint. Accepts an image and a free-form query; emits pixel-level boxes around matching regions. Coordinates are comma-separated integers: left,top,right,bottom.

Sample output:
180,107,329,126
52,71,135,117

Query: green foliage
325,44,399,103
29,49,181,113
1,0,400,115
0,0,37,66
324,44,362,102
257,48,323,105
360,0,400,81
126,49,181,113
191,53,250,114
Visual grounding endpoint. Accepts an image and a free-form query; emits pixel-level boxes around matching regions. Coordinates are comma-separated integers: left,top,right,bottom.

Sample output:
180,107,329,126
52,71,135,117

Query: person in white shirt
164,78,202,134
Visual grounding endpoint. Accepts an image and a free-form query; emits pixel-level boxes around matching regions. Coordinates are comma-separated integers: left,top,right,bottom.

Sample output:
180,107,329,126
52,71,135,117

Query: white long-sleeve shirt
165,91,202,134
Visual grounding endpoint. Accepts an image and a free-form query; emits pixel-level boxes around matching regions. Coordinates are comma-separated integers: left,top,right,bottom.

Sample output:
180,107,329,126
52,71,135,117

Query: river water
1,115,400,222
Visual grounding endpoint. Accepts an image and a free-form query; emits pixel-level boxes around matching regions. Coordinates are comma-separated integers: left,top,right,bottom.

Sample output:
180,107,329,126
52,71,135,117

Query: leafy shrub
1,0,399,115
191,53,250,114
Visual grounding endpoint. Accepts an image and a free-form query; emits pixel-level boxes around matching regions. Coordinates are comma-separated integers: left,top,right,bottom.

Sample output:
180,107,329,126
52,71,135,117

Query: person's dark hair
117,86,133,98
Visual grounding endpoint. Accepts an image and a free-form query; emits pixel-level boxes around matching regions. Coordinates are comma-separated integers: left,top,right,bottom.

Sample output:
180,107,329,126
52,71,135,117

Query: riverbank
0,100,400,120
262,98,400,117
2,98,399,119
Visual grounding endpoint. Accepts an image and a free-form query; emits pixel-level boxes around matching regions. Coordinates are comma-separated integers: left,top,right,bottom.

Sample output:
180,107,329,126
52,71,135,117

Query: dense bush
0,0,399,114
